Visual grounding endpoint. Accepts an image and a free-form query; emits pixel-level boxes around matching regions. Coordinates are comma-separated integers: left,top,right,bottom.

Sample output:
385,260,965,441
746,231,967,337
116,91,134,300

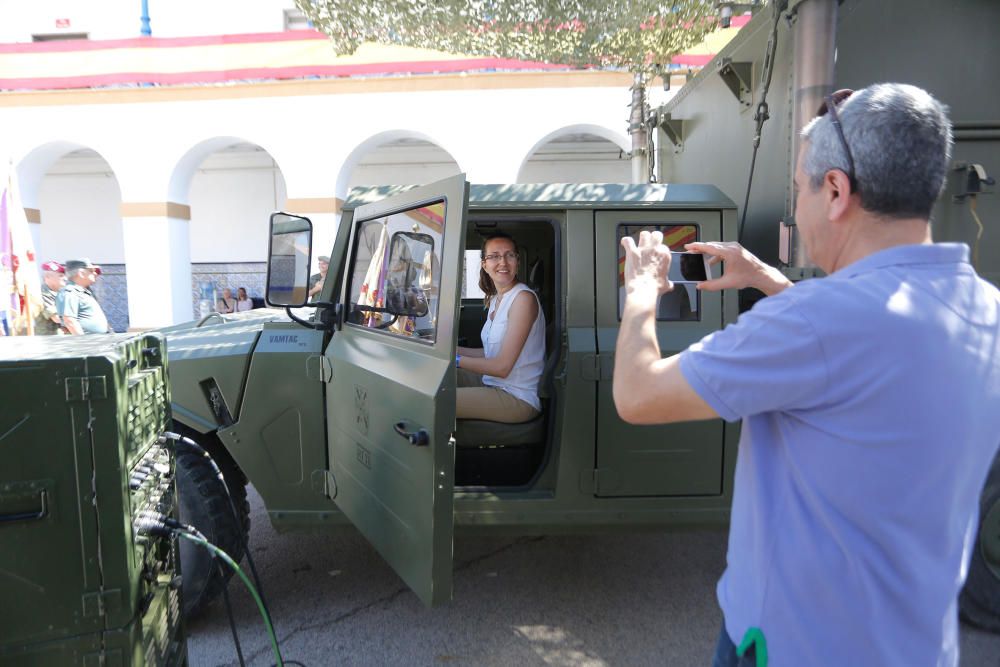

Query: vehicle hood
162,308,293,432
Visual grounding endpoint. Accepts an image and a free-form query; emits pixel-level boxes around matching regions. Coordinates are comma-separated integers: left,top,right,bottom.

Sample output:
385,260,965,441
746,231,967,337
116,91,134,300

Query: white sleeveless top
480,283,546,411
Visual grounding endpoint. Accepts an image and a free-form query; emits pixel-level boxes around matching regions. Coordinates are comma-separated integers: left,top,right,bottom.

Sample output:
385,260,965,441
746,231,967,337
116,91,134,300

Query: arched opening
22,144,128,331
172,138,287,315
516,125,631,184
335,131,462,200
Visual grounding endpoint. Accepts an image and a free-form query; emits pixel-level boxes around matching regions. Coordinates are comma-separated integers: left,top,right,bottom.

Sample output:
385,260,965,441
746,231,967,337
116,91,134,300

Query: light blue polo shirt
57,283,109,334
680,243,1000,666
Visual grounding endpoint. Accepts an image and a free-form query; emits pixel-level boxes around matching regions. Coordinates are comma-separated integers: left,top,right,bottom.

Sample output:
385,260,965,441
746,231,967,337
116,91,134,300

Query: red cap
41,261,65,273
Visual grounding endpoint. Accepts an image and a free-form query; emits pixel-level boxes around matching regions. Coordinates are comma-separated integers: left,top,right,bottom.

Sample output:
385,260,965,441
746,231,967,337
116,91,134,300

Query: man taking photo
614,83,1000,666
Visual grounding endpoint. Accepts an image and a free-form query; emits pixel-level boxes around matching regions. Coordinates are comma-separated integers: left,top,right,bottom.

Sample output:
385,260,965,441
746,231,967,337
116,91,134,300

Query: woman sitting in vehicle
456,233,545,423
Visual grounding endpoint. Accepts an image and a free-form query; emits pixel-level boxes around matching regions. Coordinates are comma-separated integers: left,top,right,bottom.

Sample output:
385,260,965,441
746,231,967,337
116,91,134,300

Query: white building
0,0,742,330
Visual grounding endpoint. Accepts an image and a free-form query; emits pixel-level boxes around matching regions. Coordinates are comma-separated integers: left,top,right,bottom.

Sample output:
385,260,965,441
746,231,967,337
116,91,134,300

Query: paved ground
188,488,1000,666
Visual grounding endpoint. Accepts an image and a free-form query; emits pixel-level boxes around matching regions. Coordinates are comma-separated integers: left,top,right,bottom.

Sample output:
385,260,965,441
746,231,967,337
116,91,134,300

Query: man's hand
685,241,793,296
621,230,674,296
614,231,718,425
62,316,83,335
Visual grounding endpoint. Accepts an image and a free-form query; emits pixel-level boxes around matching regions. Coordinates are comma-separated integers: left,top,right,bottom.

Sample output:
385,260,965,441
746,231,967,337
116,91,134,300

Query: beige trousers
456,368,539,423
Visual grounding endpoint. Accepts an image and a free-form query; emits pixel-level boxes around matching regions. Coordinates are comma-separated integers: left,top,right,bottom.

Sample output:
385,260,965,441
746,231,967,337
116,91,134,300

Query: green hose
176,530,284,667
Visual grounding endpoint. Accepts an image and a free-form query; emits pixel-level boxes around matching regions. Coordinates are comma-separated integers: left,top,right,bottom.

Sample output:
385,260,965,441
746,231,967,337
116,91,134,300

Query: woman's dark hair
478,232,518,309
237,287,248,299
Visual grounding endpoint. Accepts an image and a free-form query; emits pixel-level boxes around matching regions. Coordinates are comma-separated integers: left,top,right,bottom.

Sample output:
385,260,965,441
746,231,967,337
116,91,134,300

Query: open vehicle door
324,174,468,606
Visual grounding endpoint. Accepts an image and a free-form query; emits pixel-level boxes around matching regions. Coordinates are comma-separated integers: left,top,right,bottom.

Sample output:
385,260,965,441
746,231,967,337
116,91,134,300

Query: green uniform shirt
34,285,62,335
57,283,109,334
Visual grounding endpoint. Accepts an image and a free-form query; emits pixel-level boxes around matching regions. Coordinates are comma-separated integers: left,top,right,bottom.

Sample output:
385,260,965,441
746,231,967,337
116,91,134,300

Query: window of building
283,8,312,31
32,32,89,42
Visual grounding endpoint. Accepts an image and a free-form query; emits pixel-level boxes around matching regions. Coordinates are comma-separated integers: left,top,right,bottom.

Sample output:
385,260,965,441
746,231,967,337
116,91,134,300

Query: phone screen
669,252,708,283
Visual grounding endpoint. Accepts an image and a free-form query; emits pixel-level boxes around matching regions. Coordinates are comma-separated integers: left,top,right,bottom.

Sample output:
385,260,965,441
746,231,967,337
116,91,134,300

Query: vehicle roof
343,183,735,211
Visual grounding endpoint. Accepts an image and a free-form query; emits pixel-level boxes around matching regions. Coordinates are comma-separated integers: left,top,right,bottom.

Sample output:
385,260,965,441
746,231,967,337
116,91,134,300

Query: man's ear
824,168,853,222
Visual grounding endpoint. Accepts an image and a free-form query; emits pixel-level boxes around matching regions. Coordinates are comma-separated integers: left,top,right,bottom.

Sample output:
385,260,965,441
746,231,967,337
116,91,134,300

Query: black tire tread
175,438,251,619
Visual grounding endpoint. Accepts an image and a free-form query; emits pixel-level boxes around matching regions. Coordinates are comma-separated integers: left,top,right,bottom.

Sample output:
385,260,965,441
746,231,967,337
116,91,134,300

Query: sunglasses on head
816,88,857,192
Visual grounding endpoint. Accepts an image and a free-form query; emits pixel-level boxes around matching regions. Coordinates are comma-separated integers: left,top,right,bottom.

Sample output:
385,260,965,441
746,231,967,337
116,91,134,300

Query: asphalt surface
188,488,1000,666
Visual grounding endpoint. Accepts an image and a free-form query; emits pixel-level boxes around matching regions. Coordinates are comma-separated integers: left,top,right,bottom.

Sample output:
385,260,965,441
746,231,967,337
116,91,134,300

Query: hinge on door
82,588,121,617
65,376,108,402
306,355,333,383
580,354,613,382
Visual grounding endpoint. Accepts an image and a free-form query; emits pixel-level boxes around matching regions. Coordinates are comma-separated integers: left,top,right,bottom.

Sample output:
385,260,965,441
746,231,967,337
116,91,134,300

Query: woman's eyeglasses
483,251,518,263
817,88,857,192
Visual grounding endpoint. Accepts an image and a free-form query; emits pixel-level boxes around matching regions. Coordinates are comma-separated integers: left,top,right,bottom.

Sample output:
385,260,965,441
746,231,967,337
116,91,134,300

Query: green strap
737,627,768,667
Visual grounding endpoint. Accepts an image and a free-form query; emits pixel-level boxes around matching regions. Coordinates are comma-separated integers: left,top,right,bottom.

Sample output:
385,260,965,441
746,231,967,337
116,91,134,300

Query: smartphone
669,252,711,283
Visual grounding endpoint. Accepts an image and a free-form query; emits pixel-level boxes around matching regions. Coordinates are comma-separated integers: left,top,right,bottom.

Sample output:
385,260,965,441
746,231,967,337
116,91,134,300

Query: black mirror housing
266,212,313,308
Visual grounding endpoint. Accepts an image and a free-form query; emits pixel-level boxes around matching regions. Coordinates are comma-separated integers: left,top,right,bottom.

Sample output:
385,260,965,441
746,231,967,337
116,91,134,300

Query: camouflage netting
295,0,718,74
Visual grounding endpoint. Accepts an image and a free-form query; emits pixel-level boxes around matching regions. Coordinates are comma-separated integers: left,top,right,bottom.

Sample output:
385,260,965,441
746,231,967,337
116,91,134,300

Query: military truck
165,170,999,633
650,0,1000,631
165,179,743,614
163,0,1000,633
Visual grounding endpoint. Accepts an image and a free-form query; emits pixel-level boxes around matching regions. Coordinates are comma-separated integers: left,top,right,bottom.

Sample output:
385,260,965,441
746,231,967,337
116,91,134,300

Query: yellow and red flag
618,225,697,287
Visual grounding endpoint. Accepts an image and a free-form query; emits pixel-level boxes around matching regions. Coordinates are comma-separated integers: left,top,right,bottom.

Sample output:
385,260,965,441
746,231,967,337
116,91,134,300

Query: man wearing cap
34,261,66,335
57,259,110,335
308,255,330,298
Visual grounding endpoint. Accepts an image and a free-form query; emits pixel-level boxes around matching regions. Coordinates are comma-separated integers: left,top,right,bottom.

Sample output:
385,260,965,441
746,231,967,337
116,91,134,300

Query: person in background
34,260,66,335
57,258,110,334
614,83,1000,666
235,287,253,312
308,255,329,299
217,287,236,313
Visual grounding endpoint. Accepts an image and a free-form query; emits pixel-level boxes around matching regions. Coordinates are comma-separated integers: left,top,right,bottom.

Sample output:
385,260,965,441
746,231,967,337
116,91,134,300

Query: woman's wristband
455,354,461,367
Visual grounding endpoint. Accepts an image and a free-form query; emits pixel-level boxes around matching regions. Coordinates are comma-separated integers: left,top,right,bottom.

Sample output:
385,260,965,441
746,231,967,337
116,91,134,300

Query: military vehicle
165,179,742,614
0,333,186,666
652,0,999,631
162,0,999,633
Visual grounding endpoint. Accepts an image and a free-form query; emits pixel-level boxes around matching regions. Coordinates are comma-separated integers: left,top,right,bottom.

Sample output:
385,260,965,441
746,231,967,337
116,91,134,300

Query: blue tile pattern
90,264,129,333
81,262,268,332
191,262,267,316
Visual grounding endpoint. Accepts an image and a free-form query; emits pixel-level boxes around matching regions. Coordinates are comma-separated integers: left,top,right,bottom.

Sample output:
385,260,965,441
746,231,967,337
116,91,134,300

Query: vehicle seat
455,257,557,451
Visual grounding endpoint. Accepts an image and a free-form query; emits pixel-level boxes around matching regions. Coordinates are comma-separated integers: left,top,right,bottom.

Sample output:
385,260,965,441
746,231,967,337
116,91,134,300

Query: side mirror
266,212,313,307
383,231,433,317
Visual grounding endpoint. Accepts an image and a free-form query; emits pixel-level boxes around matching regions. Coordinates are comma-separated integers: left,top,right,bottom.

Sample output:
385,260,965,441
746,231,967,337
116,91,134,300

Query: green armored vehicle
163,173,1000,634
165,177,744,613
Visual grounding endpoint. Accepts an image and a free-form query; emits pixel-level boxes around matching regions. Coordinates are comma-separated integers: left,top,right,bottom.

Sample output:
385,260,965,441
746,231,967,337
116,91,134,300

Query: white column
121,204,193,328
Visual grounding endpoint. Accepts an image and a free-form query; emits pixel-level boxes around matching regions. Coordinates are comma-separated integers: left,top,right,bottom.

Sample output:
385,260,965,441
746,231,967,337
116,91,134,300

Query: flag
618,225,698,287
357,222,389,328
1,159,42,335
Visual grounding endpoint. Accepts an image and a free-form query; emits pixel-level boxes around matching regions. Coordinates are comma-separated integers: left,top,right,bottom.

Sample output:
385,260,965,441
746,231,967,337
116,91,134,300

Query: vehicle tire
174,435,251,619
959,451,1000,633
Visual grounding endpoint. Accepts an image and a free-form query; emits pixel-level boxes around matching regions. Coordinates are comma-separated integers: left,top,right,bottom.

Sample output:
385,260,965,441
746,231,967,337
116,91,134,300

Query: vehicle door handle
0,490,48,525
393,422,429,447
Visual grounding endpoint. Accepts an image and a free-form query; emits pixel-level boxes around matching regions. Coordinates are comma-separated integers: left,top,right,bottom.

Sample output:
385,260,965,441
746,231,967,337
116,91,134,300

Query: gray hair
801,83,953,220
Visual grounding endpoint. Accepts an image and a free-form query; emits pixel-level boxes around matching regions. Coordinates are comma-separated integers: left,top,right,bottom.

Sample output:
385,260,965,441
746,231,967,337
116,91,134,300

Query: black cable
738,0,788,244
138,516,299,667
161,432,273,625
219,560,247,667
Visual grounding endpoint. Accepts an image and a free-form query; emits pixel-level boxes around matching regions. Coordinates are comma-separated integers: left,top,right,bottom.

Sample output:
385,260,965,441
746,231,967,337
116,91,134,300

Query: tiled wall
191,262,268,315
90,263,129,333
86,262,268,332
